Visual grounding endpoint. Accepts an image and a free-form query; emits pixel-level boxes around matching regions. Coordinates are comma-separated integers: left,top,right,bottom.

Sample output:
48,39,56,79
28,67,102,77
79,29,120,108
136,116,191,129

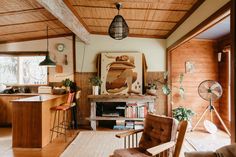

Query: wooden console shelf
86,116,145,121
87,94,156,130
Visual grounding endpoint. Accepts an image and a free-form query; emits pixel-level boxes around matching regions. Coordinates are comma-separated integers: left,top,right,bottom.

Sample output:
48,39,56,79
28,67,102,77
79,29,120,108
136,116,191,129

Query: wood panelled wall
170,39,219,128
217,34,231,130
74,71,166,126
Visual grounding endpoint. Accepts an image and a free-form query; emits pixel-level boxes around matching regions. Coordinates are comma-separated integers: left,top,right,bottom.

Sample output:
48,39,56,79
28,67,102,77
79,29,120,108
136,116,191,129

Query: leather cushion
216,143,236,157
184,151,216,157
139,114,178,150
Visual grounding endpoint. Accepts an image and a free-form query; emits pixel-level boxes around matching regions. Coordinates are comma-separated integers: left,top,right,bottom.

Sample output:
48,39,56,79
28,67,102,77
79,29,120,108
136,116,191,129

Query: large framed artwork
100,52,143,95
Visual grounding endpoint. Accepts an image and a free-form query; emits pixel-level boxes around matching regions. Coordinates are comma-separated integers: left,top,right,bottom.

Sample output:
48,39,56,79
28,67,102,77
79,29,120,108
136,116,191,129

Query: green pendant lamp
39,26,56,67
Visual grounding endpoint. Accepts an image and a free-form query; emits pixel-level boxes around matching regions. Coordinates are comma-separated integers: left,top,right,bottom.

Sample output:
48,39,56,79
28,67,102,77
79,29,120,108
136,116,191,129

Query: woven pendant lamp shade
108,3,129,40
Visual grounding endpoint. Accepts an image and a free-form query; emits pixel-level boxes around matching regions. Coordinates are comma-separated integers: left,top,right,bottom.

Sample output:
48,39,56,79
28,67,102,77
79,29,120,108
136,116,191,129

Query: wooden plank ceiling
0,0,73,44
64,0,204,38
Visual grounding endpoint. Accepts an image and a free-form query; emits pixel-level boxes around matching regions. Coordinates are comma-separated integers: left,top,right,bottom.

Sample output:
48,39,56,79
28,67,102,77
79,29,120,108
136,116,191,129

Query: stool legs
63,110,67,142
50,110,58,142
50,107,75,142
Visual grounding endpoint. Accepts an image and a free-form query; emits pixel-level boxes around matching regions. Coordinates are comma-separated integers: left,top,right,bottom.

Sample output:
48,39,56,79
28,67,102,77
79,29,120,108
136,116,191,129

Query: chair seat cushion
184,151,216,157
113,148,150,157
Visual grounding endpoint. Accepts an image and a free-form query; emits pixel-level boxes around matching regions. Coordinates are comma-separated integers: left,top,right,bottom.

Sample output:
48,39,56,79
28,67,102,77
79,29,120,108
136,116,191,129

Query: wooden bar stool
50,92,75,142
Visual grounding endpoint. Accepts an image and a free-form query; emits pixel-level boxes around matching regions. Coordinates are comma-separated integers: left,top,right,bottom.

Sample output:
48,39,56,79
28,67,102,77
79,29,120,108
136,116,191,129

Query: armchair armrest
147,141,175,156
116,129,143,138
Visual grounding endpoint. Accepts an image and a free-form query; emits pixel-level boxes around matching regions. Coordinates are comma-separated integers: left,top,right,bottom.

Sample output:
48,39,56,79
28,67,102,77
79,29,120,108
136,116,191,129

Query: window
0,56,47,85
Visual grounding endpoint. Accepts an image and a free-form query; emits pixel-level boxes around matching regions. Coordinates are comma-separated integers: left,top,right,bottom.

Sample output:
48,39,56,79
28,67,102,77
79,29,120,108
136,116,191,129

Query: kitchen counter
0,93,39,96
11,94,64,102
11,94,68,148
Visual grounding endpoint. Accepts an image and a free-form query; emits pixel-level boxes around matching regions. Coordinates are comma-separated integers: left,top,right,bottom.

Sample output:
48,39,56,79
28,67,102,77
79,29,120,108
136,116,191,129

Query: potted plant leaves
62,78,73,92
89,76,102,95
172,106,195,131
145,82,157,96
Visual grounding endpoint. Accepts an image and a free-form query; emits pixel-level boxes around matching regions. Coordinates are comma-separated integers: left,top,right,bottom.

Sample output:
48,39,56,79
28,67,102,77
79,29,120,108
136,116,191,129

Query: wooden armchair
111,114,188,157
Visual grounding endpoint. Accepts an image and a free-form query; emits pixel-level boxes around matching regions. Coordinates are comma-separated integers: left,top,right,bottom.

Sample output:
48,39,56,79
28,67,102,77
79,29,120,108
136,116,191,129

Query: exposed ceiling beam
36,0,90,44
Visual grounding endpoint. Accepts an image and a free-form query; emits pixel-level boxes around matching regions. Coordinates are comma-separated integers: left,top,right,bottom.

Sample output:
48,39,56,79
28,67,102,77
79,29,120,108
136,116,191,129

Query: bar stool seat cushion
50,105,70,111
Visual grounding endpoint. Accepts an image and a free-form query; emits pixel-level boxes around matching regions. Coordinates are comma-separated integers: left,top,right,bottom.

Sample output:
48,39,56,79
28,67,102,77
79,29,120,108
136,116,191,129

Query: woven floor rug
60,131,125,157
185,130,230,151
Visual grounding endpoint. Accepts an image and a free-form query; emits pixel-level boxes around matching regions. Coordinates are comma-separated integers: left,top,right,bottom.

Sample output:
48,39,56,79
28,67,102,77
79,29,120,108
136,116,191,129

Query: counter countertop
11,94,67,102
0,93,39,96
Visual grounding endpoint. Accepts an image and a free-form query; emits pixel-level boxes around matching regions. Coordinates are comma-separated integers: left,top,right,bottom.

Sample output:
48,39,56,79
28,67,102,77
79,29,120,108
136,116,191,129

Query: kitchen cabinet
0,94,36,125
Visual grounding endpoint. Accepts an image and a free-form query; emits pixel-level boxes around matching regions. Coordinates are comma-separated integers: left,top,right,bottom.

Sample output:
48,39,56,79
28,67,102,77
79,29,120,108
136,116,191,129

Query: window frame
0,51,49,86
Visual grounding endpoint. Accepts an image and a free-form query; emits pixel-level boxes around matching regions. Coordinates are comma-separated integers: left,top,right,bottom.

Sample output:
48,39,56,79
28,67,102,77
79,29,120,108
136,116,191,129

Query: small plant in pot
89,76,102,95
62,78,73,92
146,83,157,96
172,106,195,131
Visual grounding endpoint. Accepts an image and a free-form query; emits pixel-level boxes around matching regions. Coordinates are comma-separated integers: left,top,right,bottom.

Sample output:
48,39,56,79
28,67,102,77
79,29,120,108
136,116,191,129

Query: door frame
166,1,235,142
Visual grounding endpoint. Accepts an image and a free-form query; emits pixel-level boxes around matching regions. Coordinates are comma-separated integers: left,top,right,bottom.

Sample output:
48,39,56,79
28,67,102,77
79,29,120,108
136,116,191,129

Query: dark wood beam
0,34,74,44
165,0,205,38
72,34,76,73
0,27,69,37
73,5,189,12
0,51,47,56
0,19,58,28
0,8,45,15
167,1,231,52
231,0,236,143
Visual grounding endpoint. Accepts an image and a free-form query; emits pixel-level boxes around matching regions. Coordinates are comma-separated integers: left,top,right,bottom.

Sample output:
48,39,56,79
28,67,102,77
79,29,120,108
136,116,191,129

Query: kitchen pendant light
108,2,129,40
39,26,56,67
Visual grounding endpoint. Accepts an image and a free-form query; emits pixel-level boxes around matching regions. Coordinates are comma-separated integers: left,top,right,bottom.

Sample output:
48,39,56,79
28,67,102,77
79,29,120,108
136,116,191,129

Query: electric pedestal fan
192,80,231,136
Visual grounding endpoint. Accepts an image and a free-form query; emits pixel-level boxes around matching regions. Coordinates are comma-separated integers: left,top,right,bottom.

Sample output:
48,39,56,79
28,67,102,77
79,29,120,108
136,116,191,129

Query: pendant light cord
47,26,49,52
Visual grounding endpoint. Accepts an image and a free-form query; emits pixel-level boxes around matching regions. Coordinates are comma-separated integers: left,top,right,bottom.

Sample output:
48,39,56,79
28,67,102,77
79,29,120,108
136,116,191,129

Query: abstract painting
100,52,143,95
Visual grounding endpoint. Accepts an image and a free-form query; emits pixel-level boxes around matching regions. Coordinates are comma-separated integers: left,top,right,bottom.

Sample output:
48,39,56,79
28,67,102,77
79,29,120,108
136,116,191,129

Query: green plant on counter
89,76,103,86
172,106,194,122
62,78,73,87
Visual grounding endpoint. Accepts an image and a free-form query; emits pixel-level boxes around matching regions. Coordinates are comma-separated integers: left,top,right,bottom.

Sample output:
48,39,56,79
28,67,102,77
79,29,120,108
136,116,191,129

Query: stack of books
125,121,134,129
125,103,147,118
113,120,125,130
102,112,119,117
134,121,144,130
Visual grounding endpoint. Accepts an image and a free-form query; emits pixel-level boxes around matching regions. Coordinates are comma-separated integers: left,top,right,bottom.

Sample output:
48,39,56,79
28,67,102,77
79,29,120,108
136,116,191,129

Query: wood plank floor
0,127,230,157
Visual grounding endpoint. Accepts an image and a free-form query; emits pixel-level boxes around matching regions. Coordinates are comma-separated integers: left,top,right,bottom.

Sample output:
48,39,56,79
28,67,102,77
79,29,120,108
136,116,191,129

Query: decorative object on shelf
192,80,231,136
54,55,63,73
108,2,129,40
185,61,195,73
89,76,102,95
64,54,68,65
39,26,56,67
145,83,157,96
56,43,65,52
100,52,142,95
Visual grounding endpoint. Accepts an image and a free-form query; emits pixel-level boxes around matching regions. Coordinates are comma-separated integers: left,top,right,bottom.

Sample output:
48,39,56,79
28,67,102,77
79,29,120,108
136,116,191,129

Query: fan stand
192,98,231,136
